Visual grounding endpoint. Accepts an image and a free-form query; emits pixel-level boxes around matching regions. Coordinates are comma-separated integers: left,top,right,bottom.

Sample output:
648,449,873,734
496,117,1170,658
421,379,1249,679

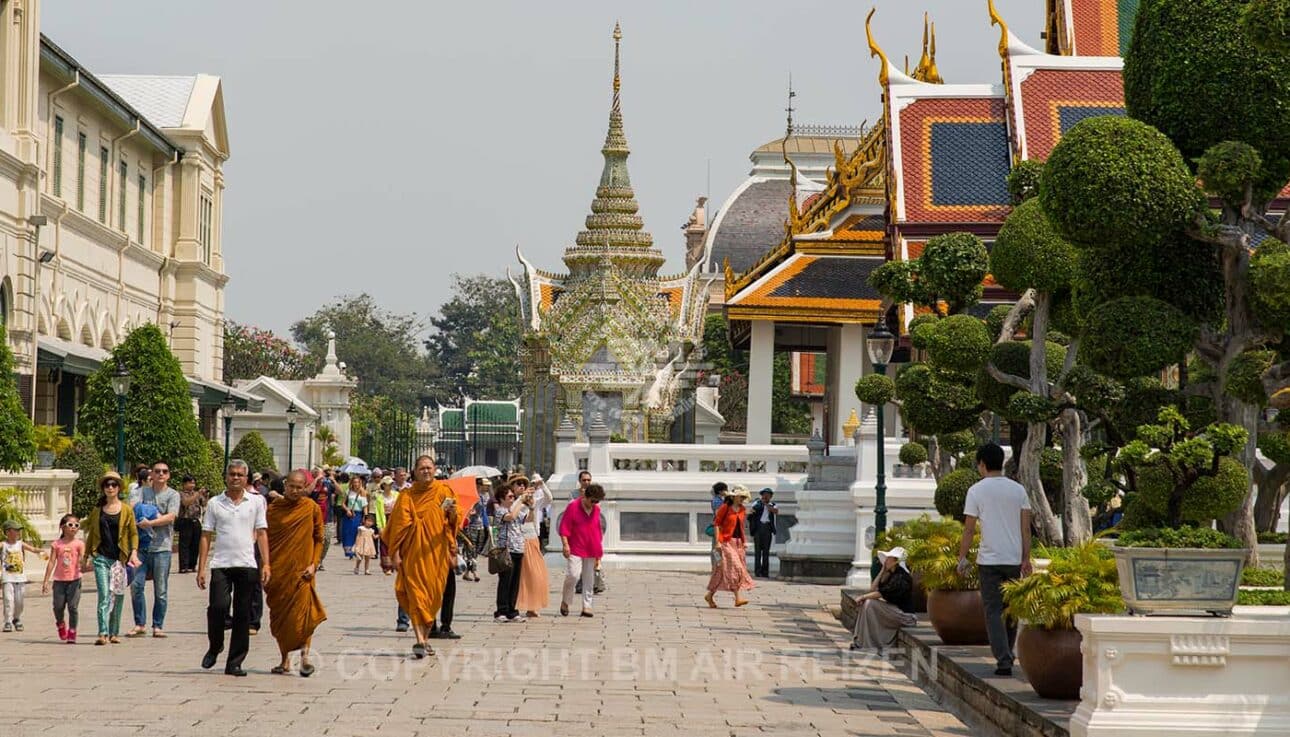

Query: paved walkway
0,555,968,736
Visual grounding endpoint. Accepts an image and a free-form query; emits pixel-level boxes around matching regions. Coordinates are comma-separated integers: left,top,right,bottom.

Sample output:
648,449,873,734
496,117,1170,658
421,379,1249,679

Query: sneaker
57,622,68,641
2,622,11,632
248,628,258,636
994,666,1013,677
13,621,23,632
66,629,76,644
506,614,527,623
438,628,461,639
495,615,508,623
395,623,410,633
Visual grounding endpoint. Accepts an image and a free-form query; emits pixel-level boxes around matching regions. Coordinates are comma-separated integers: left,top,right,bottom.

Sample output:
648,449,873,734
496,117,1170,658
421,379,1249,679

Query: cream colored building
0,0,251,439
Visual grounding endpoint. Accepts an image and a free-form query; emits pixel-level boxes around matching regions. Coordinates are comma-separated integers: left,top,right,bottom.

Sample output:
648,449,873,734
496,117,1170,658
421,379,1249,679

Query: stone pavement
0,554,969,737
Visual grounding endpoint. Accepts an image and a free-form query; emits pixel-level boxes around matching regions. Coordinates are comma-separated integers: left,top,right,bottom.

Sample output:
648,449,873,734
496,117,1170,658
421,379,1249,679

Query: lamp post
221,393,237,473
285,402,299,471
109,360,131,474
867,320,895,579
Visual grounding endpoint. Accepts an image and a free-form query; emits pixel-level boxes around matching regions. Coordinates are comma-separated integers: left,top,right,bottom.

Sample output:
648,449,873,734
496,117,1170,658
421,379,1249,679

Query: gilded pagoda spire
565,22,664,278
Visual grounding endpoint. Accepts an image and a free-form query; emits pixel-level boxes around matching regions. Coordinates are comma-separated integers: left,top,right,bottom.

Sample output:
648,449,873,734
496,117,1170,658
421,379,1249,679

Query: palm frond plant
1002,542,1123,630
905,516,979,591
0,488,42,545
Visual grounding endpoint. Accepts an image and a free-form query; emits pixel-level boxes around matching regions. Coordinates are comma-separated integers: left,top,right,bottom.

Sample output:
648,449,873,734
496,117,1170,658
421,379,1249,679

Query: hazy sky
43,0,1042,339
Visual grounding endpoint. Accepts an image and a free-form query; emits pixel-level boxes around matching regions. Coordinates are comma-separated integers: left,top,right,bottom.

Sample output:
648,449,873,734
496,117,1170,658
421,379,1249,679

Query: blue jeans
130,550,171,629
92,555,124,637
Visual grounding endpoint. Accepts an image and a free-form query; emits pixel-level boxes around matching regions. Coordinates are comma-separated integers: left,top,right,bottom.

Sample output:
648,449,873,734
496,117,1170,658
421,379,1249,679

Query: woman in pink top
42,514,85,643
558,483,605,617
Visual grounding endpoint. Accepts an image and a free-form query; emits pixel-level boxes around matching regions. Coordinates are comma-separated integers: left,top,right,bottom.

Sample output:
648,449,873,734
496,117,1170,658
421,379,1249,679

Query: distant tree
425,274,523,401
55,437,106,518
78,324,216,487
0,324,35,471
291,294,436,410
231,431,276,475
222,321,314,384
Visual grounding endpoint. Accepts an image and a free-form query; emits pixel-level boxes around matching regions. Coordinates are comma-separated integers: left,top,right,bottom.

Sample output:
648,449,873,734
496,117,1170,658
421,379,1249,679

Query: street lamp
285,402,299,471
867,320,896,579
221,393,237,474
109,360,131,474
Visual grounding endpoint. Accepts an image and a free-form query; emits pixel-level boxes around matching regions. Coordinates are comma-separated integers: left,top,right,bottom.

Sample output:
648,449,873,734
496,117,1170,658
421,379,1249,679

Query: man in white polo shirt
197,459,270,677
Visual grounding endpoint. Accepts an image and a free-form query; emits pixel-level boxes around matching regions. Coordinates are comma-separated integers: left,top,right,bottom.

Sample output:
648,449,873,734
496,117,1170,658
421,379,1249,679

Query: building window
98,146,108,223
118,161,127,231
52,116,63,196
76,132,86,211
199,191,213,264
137,174,146,243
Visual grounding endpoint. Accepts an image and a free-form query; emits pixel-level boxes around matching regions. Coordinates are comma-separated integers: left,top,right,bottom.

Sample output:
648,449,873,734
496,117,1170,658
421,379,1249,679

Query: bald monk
385,455,457,659
265,469,326,676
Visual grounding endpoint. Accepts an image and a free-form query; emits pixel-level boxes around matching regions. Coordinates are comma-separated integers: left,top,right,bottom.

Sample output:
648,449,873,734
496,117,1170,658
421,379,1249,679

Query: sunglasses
102,481,120,488
152,469,170,475
64,522,80,528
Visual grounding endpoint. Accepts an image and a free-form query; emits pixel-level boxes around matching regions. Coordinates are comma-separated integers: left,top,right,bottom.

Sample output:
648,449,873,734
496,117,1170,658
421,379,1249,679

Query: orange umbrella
447,475,479,529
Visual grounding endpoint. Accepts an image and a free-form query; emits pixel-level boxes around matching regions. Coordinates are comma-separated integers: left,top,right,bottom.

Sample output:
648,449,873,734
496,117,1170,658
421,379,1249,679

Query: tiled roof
708,179,793,273
1069,0,1139,57
897,97,1012,223
754,134,862,156
768,257,883,301
1018,68,1125,160
728,255,884,323
99,75,196,128
466,402,519,426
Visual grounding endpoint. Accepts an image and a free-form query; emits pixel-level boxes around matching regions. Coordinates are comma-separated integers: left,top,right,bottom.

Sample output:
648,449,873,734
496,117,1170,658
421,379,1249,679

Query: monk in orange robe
265,469,326,676
385,455,457,659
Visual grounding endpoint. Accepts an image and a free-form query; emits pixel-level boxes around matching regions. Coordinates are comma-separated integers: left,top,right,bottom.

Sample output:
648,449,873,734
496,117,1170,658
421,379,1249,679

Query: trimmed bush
1007,159,1045,204
937,429,979,458
976,340,1065,419
925,315,992,375
231,431,277,476
919,232,989,313
1133,457,1249,524
896,364,982,436
899,441,929,467
1251,239,1290,328
0,324,35,472
1073,235,1223,326
1080,297,1197,380
935,468,979,518
1040,116,1202,250
54,438,107,519
991,198,1076,293
908,314,940,350
1226,350,1277,407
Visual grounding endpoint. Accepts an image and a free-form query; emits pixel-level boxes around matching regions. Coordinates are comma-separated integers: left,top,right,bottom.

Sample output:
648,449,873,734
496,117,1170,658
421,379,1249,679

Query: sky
42,0,1043,339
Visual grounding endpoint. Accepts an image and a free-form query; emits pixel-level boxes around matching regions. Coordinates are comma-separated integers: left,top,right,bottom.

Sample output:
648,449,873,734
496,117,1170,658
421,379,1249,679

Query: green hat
1,519,22,531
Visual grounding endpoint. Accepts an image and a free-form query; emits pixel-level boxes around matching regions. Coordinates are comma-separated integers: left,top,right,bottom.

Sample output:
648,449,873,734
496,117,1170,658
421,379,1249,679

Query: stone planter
1016,625,1082,700
34,451,55,469
926,588,988,645
1112,546,1247,616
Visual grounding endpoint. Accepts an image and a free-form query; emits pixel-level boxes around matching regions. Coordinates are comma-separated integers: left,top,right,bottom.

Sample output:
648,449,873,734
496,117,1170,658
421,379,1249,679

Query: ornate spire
565,22,663,278
911,13,944,84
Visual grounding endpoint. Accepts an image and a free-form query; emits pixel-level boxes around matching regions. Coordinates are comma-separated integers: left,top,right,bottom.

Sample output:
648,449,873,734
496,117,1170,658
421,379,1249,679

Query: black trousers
436,568,456,630
207,567,256,671
226,548,264,630
753,527,774,577
494,552,523,618
175,518,202,571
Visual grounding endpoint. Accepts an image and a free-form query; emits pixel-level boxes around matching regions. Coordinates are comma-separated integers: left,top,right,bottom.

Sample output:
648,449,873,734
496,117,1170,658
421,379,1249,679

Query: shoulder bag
486,524,512,575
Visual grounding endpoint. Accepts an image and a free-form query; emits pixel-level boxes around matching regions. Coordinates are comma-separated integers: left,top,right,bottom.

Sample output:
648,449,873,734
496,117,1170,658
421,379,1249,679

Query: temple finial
865,8,890,87
782,74,799,206
612,22,622,110
987,0,1010,57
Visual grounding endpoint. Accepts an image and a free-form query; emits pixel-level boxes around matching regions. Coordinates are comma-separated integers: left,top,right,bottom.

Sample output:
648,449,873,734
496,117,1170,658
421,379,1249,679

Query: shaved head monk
385,455,457,659
265,469,326,676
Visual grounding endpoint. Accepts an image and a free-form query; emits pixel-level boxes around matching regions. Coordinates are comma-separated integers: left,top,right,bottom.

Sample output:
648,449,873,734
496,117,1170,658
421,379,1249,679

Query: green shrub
55,438,107,519
991,198,1077,293
876,513,940,552
854,374,895,406
1198,141,1265,208
904,516,979,590
935,468,979,518
1117,526,1244,549
1226,350,1277,407
231,431,277,476
899,442,929,467
1241,566,1285,587
1133,457,1249,524
1251,239,1290,329
925,314,991,374
895,364,982,436
908,314,940,349
1007,159,1045,204
1243,0,1290,53
936,429,979,458
0,488,40,544
1237,589,1290,606
1080,297,1197,380
1040,116,1202,250
918,233,989,314
1002,542,1123,629
1257,531,1288,544
0,324,35,472
1073,235,1223,326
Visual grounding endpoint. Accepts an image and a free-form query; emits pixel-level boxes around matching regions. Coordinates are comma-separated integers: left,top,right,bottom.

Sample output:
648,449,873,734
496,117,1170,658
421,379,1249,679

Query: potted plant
1002,541,1123,699
1103,407,1251,615
906,516,987,645
876,514,942,613
32,425,71,469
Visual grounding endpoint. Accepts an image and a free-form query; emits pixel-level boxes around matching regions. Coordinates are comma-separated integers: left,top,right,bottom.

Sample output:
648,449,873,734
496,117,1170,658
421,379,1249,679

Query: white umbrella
450,465,502,479
337,458,371,477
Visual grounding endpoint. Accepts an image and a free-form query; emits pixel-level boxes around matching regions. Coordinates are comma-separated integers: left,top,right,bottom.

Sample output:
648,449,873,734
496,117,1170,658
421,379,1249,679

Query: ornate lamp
222,393,237,474
110,360,131,474
867,321,895,578
285,402,300,470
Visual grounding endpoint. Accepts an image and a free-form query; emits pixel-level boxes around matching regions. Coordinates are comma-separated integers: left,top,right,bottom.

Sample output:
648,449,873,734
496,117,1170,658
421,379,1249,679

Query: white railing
0,469,77,542
567,441,812,476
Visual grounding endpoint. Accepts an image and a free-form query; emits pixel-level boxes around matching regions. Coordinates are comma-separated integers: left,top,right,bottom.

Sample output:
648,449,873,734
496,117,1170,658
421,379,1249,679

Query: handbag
109,561,127,595
486,526,512,575
704,523,715,537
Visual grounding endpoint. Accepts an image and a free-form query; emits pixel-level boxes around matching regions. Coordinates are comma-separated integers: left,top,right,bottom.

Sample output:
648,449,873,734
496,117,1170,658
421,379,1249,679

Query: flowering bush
222,322,315,384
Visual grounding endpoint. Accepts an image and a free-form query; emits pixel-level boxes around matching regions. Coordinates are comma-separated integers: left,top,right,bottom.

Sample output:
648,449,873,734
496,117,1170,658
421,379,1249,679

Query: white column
831,324,865,444
746,319,774,444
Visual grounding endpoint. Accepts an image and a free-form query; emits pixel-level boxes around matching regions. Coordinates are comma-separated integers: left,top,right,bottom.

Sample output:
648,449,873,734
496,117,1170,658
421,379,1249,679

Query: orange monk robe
265,497,327,653
385,480,456,626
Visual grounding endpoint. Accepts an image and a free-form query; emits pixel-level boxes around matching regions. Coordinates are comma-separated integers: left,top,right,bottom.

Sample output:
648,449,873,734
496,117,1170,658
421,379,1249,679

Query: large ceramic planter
1112,546,1248,616
1016,625,1082,700
926,588,988,645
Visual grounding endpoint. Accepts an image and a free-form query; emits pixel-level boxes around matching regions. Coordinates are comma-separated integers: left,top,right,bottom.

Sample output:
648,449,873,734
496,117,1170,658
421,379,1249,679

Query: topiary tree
868,232,989,317
0,325,35,471
935,467,979,519
54,437,106,518
231,431,277,476
78,324,216,485
899,441,929,468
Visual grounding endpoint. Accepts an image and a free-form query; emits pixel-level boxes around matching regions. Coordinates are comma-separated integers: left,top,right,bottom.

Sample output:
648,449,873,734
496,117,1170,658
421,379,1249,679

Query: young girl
2,519,44,632
42,514,85,643
353,513,378,575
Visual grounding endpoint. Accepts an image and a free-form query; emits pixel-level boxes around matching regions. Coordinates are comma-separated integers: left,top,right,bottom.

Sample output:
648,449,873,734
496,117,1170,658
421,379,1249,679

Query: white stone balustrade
0,469,77,542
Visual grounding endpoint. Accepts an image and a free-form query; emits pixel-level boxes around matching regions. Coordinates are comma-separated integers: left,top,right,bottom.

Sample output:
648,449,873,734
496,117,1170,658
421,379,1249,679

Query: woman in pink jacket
558,483,605,617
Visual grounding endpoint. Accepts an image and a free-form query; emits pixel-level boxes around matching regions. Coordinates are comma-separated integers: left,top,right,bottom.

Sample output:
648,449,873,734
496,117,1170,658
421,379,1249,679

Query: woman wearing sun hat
82,471,141,645
704,485,754,608
850,546,917,653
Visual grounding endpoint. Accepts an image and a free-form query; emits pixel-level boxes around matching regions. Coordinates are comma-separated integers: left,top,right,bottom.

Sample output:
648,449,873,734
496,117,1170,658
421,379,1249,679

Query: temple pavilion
707,0,1245,445
512,25,710,474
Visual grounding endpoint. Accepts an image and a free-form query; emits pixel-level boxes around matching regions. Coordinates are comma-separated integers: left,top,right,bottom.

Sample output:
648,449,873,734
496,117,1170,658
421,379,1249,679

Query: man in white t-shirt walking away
197,459,270,677
957,443,1032,677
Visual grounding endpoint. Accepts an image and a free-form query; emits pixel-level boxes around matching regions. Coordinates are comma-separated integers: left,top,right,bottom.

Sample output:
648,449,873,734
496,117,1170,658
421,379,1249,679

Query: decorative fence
1,469,77,542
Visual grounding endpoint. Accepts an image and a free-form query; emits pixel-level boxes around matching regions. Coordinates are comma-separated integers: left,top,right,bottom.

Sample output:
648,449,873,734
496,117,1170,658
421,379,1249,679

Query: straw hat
99,470,124,488
725,484,752,502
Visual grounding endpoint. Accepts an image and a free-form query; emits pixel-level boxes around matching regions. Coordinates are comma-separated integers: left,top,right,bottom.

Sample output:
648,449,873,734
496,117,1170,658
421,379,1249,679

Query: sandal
412,643,427,659
270,665,290,675
109,636,121,644
300,662,315,677
95,636,107,646
735,598,750,607
705,593,717,609
560,603,569,617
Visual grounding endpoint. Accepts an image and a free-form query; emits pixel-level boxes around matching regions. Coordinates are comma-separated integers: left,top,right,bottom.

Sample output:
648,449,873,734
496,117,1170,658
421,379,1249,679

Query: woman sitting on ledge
851,547,917,654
